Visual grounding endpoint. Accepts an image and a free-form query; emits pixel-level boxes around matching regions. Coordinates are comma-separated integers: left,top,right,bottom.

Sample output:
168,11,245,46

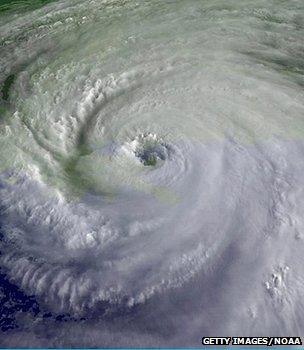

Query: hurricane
0,0,304,347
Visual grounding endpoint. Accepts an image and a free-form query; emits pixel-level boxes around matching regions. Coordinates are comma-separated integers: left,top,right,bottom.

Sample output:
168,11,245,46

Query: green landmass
0,0,56,14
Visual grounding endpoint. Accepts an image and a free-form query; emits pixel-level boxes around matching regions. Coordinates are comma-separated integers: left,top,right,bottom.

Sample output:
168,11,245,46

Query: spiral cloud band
0,0,304,347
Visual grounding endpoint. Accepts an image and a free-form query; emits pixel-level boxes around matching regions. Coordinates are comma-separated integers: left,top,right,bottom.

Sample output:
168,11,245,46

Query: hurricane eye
133,134,170,167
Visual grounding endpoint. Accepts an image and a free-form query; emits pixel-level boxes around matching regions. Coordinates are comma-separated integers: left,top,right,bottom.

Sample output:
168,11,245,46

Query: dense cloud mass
0,0,304,347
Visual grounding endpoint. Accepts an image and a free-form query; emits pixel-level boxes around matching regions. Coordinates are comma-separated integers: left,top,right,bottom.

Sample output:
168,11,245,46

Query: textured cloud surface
0,0,304,347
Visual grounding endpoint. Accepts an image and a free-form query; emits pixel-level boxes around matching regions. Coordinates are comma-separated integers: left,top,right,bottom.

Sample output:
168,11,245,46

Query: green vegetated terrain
0,0,56,14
